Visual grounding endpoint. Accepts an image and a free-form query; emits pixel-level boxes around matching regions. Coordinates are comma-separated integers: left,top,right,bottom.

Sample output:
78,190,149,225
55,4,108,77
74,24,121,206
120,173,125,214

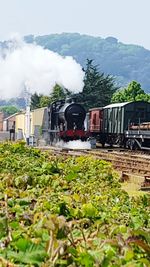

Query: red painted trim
59,129,90,138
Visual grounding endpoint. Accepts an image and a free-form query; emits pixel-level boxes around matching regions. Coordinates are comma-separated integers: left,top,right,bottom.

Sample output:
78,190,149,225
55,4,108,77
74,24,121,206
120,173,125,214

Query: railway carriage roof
89,107,103,111
104,102,130,109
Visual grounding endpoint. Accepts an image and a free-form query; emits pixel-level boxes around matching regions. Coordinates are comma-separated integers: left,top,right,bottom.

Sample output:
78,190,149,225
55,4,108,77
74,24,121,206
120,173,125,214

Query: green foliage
4,239,47,265
75,59,118,110
31,93,52,109
30,84,70,109
50,84,71,103
111,81,150,103
30,92,42,110
0,142,150,266
39,95,51,107
0,105,20,115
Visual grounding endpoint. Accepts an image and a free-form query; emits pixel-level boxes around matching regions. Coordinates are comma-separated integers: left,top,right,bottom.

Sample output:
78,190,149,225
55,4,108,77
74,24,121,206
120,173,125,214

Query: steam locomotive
47,98,150,150
48,98,89,144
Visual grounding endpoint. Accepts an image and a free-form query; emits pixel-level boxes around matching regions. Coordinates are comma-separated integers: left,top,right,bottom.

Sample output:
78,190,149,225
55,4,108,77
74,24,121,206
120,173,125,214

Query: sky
0,0,150,49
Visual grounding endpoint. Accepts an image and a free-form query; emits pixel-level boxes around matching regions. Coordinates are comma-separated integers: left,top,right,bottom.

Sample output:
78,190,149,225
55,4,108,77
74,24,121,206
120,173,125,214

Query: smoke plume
56,140,91,150
0,35,84,99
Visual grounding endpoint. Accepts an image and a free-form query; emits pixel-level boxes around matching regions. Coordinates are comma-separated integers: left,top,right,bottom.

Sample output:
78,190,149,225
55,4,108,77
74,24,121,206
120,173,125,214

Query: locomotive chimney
65,97,76,104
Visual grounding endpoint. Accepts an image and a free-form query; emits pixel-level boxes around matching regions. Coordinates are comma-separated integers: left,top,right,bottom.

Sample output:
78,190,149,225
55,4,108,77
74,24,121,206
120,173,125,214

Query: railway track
40,146,150,178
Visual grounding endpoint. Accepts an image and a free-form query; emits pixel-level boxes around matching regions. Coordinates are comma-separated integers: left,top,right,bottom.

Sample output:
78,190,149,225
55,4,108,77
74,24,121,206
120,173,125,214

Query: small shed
15,107,48,142
31,107,48,137
3,113,18,131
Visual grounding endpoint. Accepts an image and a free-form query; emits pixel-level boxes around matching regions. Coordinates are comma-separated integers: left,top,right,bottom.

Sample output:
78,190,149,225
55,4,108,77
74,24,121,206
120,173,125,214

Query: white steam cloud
56,140,91,150
0,35,84,99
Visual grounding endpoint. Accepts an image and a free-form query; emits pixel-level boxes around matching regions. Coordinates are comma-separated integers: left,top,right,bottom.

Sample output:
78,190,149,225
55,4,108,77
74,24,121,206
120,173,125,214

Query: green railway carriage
102,101,150,147
103,101,150,134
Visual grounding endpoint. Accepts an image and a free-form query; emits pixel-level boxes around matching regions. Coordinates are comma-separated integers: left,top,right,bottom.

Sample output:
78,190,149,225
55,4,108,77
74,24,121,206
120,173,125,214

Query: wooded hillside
25,33,150,92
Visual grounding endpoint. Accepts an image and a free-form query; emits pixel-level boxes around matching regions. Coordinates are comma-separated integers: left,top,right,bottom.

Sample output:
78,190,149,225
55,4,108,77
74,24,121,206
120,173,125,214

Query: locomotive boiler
48,98,89,144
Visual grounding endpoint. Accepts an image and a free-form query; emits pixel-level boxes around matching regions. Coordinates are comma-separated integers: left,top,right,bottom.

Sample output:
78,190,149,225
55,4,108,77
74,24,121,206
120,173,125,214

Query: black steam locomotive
48,98,89,144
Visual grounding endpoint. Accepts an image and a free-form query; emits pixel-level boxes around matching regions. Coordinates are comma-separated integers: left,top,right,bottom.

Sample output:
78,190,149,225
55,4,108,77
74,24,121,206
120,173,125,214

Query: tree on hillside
111,81,150,103
75,59,118,110
0,106,20,116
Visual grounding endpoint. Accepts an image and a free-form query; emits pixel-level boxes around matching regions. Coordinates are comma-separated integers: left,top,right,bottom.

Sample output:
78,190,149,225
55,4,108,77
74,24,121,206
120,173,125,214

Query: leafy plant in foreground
0,142,149,266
